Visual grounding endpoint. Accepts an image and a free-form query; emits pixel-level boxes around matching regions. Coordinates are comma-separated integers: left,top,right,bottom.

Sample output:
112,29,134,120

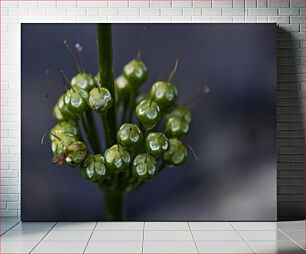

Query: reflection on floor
0,218,304,253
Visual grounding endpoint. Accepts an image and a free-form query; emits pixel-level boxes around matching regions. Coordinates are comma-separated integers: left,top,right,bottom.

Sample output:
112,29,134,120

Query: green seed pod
136,93,149,105
104,144,131,172
71,73,95,93
117,123,143,147
149,81,178,110
88,87,113,113
123,59,148,88
50,121,80,141
136,99,161,130
163,138,187,166
145,132,169,158
165,116,190,138
64,88,89,116
115,75,131,103
52,104,65,122
132,154,158,181
53,95,78,121
165,105,192,124
51,133,76,155
94,73,100,84
81,154,108,182
50,133,77,165
65,141,87,167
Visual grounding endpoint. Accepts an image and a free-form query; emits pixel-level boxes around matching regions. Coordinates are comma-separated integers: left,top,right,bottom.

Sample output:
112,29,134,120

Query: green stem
97,24,126,222
100,113,112,148
121,101,128,125
128,89,136,123
97,24,117,147
125,162,168,192
80,114,100,154
103,190,125,221
85,111,101,153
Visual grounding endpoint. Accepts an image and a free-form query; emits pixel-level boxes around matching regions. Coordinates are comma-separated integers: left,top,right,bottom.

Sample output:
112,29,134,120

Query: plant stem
103,190,125,221
128,89,136,123
97,24,126,221
97,24,117,147
100,113,112,147
80,114,100,154
85,111,101,153
121,101,128,125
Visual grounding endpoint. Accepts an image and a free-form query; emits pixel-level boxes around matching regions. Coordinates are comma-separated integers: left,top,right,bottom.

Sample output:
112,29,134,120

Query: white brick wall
0,0,305,218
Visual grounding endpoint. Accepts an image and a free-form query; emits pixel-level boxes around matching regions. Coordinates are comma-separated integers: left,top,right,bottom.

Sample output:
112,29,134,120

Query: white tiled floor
91,230,143,241
0,219,304,253
144,230,194,241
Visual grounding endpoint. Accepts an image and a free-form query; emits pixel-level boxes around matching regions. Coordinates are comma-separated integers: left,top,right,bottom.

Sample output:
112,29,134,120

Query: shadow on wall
277,27,305,221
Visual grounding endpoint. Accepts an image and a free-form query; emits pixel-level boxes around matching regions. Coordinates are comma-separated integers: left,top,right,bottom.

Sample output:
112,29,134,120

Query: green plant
48,24,192,221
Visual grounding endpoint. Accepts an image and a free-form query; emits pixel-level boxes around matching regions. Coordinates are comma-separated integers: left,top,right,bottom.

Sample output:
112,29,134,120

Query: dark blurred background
21,23,277,221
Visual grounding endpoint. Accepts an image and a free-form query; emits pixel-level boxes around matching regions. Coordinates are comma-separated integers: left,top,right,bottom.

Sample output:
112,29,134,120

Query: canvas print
21,23,276,221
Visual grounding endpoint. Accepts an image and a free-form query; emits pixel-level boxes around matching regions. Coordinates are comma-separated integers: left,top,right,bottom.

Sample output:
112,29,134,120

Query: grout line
187,222,200,254
92,229,147,231
86,240,195,242
229,222,237,231
89,230,146,232
142,229,192,231
141,221,145,254
83,221,97,254
229,222,256,254
0,220,21,236
276,227,305,251
267,221,277,229
89,240,242,242
29,222,57,254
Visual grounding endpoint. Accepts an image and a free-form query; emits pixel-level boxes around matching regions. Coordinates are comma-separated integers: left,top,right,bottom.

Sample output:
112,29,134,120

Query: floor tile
268,222,277,228
90,230,143,241
12,222,55,231
295,240,305,250
1,221,21,229
189,222,234,231
232,222,275,231
192,230,243,241
249,240,304,253
1,241,37,253
95,221,144,231
0,218,20,224
32,241,87,253
52,222,96,231
42,230,92,242
1,226,15,235
144,230,193,241
282,230,305,249
85,241,142,253
239,230,290,241
0,230,48,242
143,241,198,253
145,222,190,230
283,230,305,241
275,221,305,231
197,241,253,253
1,221,21,234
